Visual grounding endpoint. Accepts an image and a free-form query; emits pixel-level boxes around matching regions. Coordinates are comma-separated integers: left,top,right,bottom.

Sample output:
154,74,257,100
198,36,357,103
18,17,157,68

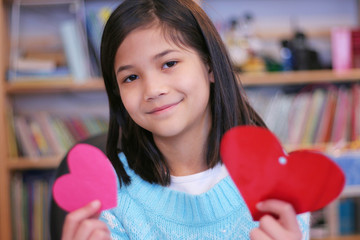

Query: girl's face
114,25,213,141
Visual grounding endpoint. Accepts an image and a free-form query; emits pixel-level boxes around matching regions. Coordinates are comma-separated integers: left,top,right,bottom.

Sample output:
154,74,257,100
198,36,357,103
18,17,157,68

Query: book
14,116,39,158
351,29,360,68
314,87,338,144
350,84,360,142
60,20,91,82
85,7,113,77
354,197,360,233
85,7,112,62
267,93,293,143
28,120,53,156
288,91,313,145
301,88,326,145
330,86,351,145
331,28,360,71
331,28,352,71
11,173,24,240
6,104,19,158
338,198,356,235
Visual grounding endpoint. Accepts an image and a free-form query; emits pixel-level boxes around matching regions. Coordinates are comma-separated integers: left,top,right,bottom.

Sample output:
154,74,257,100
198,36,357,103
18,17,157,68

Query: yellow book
6,105,19,158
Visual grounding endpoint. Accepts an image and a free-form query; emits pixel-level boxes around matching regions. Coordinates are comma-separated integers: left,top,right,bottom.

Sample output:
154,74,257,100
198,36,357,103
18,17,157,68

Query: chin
151,127,184,139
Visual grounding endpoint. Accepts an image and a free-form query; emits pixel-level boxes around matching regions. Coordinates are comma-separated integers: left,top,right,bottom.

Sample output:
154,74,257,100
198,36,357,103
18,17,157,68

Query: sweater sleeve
100,211,129,239
297,212,311,240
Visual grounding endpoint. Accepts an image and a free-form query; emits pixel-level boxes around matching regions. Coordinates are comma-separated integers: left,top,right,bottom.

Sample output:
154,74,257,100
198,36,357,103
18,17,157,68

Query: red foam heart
53,143,117,212
220,126,345,221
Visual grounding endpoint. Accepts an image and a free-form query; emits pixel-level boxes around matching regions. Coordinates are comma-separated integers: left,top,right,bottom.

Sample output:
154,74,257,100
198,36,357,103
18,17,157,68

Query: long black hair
100,0,266,187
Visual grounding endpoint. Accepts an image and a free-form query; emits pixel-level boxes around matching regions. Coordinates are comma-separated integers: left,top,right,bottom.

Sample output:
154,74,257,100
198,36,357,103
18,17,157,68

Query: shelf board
311,235,360,240
4,69,360,94
239,69,360,86
5,77,105,94
7,156,63,170
340,185,360,198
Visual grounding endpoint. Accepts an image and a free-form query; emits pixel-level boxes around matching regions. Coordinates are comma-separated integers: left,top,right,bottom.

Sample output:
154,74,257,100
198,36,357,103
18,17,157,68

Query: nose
143,72,168,101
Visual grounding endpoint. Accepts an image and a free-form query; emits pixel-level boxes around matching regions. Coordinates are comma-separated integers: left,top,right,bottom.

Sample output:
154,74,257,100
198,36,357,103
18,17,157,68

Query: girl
61,0,310,239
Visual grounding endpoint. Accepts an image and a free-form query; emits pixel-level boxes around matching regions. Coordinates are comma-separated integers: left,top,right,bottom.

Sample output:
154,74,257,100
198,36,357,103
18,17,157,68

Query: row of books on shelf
9,112,108,158
311,196,360,238
338,197,360,235
9,82,360,158
10,170,55,240
310,151,360,238
247,83,360,151
333,151,360,235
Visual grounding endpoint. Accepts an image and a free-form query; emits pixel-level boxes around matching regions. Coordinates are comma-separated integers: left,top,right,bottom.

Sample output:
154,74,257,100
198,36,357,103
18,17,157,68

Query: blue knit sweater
100,153,310,239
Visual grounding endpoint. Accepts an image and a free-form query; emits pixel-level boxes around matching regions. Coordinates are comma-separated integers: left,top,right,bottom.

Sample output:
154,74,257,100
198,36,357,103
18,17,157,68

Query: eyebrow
116,49,179,74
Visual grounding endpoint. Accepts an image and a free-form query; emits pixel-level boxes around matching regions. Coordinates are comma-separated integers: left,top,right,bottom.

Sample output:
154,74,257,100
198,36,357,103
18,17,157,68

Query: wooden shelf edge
284,140,360,154
4,69,360,94
5,77,105,94
7,156,63,170
240,69,360,86
311,235,360,240
340,185,360,198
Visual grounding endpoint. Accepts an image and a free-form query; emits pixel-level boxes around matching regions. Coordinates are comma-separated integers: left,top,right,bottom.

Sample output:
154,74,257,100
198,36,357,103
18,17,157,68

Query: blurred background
0,0,359,239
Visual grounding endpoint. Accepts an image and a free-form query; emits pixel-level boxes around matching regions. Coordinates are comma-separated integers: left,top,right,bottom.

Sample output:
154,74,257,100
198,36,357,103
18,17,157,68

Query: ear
207,66,214,83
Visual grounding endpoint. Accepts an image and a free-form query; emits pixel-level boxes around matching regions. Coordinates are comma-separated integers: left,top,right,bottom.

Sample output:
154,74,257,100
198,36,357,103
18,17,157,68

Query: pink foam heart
220,126,345,221
53,143,117,212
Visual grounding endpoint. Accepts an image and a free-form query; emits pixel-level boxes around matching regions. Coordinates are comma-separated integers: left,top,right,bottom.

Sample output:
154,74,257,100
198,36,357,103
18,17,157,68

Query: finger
62,200,102,240
93,212,102,219
89,229,112,240
250,228,272,240
74,219,110,240
257,199,299,232
258,215,287,240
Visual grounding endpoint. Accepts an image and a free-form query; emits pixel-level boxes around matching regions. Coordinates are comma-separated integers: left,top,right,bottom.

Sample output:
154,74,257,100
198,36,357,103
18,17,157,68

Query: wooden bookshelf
0,0,359,239
0,0,11,239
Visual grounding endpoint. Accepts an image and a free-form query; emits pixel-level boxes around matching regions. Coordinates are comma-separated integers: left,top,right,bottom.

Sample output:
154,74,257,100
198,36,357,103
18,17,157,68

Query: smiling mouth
147,99,183,114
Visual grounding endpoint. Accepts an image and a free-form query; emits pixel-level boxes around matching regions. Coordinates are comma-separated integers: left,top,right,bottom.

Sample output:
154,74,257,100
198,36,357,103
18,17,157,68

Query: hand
250,199,302,240
62,200,111,240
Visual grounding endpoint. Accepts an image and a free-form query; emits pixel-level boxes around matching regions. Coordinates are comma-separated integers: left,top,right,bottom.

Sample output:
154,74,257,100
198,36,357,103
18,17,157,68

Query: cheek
119,90,137,115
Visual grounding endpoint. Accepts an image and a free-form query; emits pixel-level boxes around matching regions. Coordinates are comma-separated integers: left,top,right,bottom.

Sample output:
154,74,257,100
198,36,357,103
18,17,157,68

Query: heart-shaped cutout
53,143,117,212
220,126,345,221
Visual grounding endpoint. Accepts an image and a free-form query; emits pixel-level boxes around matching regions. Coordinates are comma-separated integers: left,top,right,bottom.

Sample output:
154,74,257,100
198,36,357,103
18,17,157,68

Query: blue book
60,20,91,82
339,198,356,235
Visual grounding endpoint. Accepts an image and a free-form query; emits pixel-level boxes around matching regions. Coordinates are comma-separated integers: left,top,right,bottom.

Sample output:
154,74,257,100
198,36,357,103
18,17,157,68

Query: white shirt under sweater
168,163,229,195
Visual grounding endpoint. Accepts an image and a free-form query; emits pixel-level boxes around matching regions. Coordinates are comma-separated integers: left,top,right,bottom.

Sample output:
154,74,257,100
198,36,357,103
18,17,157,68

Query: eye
162,61,178,69
123,74,138,83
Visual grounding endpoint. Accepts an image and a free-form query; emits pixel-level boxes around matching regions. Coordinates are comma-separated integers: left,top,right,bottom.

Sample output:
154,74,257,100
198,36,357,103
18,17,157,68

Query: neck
160,140,208,176
154,117,211,176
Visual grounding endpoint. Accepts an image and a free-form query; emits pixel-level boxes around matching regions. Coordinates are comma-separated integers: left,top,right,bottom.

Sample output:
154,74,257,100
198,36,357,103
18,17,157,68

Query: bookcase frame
0,0,360,239
0,0,11,239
